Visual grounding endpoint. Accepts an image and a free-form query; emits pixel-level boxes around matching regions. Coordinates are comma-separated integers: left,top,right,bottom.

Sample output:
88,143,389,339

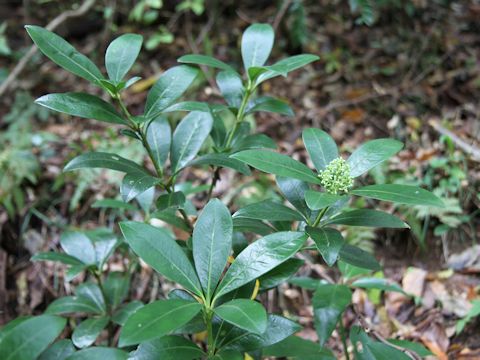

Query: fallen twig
0,0,96,97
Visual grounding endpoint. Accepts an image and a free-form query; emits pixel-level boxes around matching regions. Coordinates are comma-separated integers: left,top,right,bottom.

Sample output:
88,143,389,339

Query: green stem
339,319,350,360
206,309,215,356
312,206,329,227
94,272,114,345
225,86,252,149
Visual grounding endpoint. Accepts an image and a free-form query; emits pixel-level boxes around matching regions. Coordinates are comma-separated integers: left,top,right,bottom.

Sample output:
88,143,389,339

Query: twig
0,0,96,97
428,119,480,161
273,0,292,31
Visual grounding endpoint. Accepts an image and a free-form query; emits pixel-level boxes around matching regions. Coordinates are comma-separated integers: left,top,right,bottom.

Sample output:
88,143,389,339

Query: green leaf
178,54,235,72
0,315,66,360
368,342,411,360
46,296,101,315
215,232,307,298
263,335,335,359
289,277,324,290
313,284,352,345
120,221,202,295
306,227,345,267
146,116,171,168
91,199,137,211
259,258,304,291
35,93,127,125
151,209,191,232
76,283,107,313
255,54,319,85
304,191,345,211
38,340,75,360
104,272,130,308
144,65,198,117
222,314,301,352
193,199,233,299
185,153,251,175
72,316,109,348
457,299,480,334
246,97,294,116
387,339,433,357
171,111,213,172
119,299,202,346
231,150,320,184
121,172,159,202
60,231,96,265
66,347,128,360
276,177,311,217
233,200,304,221
156,191,186,211
347,139,403,177
64,152,148,174
351,184,444,207
326,209,409,228
231,134,277,152
163,101,212,113
339,244,381,271
352,277,407,295
112,301,143,326
129,335,204,360
241,23,274,70
25,25,104,84
216,71,244,108
232,218,275,236
215,299,267,334
302,128,338,172
31,252,84,266
105,33,143,83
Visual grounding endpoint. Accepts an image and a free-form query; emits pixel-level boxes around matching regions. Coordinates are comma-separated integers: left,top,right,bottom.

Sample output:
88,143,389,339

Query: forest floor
1,1,479,358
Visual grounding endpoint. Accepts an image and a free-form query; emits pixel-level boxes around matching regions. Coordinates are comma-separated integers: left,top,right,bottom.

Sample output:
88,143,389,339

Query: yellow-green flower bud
319,157,354,194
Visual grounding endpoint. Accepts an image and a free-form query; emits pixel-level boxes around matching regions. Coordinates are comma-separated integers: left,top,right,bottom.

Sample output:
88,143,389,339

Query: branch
0,0,96,97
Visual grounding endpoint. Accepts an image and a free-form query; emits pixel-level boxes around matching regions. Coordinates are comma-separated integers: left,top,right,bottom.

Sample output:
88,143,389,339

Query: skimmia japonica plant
0,23,442,359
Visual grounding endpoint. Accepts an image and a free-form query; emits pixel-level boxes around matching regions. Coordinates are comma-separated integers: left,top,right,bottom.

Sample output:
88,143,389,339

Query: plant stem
339,319,350,360
312,206,329,227
94,272,114,345
206,309,215,356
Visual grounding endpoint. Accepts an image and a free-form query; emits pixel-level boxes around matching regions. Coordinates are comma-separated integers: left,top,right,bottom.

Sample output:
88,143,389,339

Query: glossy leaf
72,316,109,348
121,172,159,202
276,176,311,217
313,284,352,345
232,217,275,236
326,209,409,228
246,96,294,116
259,258,304,291
347,139,403,177
25,25,103,84
352,277,406,295
222,314,301,352
46,296,101,315
171,111,213,172
104,272,130,308
129,335,204,360
193,199,233,298
105,33,142,83
263,335,336,359
119,299,202,346
215,299,267,334
256,54,319,84
178,54,235,72
185,153,251,175
304,191,345,211
231,134,276,152
151,209,191,232
351,184,444,207
302,128,338,171
35,93,126,125
215,231,307,297
31,252,84,266
339,244,381,271
144,65,198,117
120,221,202,295
66,347,128,360
146,116,171,168
231,150,321,184
38,340,75,360
0,315,66,360
306,227,345,267
241,23,274,70
233,200,304,222
156,191,186,211
216,70,244,108
60,231,95,265
112,301,144,326
64,152,147,174
76,283,107,313
91,199,137,211
387,339,433,357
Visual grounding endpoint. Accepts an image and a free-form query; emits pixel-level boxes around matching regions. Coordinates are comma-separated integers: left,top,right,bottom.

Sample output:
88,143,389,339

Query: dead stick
0,0,96,97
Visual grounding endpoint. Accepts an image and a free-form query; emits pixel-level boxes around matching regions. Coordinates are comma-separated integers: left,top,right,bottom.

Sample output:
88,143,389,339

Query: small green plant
0,23,441,359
